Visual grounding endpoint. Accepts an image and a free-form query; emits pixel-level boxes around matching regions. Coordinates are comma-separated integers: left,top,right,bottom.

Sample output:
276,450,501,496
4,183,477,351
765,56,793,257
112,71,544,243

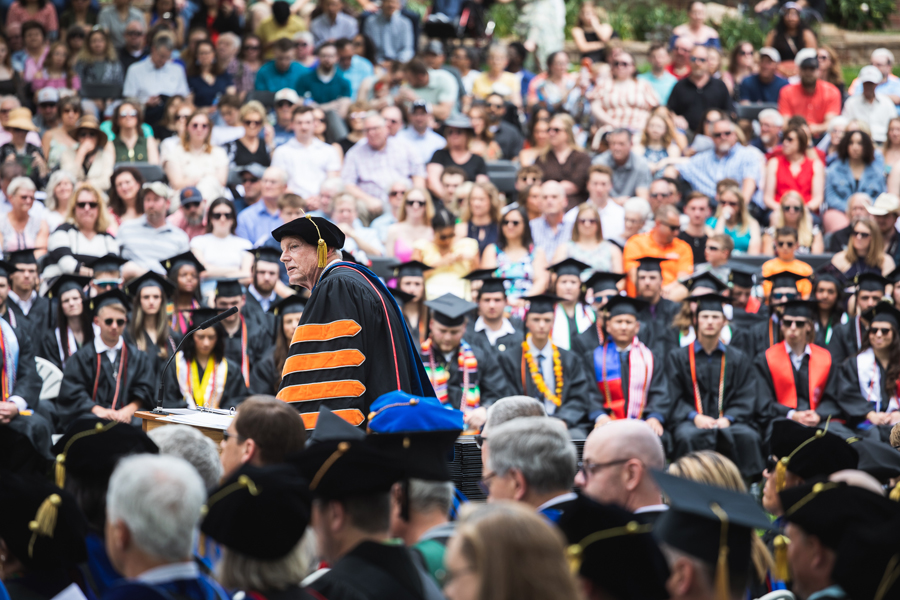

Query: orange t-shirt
761,257,814,299
622,233,695,297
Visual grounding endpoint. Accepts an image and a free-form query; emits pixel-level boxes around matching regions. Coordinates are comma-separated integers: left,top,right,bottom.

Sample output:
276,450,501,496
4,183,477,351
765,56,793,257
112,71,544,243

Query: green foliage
826,0,896,29
487,2,520,40
717,15,771,49
607,1,686,44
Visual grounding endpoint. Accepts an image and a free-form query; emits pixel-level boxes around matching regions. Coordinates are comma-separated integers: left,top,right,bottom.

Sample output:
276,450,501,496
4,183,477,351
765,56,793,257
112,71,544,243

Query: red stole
765,342,831,410
746,296,761,314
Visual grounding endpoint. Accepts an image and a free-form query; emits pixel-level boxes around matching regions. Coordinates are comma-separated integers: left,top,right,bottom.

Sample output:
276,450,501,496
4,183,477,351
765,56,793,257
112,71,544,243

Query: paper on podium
158,410,234,430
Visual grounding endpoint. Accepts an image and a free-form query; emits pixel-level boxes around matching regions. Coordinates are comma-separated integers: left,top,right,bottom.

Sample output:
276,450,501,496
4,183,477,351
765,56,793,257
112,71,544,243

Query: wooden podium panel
135,411,226,445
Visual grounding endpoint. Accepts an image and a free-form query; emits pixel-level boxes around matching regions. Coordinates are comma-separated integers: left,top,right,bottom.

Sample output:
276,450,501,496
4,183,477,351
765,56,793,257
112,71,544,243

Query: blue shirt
273,123,293,148
849,74,900,115
235,201,283,244
638,71,679,105
187,72,233,107
678,144,764,207
254,60,311,93
739,74,789,104
296,68,352,104
337,54,374,99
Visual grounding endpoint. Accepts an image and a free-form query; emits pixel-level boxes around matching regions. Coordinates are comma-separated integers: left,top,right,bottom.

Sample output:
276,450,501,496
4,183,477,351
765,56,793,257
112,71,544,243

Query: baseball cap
36,87,59,104
424,40,444,56
180,186,202,205
858,65,883,84
274,88,301,105
759,47,781,63
794,47,818,69
866,193,900,216
142,181,172,200
238,163,266,179
411,99,431,113
781,1,802,12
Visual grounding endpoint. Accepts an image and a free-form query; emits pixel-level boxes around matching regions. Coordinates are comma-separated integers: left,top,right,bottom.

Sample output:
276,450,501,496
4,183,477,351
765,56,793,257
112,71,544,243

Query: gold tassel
775,458,788,493
55,455,65,489
710,502,730,600
566,545,582,574
197,532,207,558
306,216,327,269
773,535,791,582
890,482,900,502
28,494,61,558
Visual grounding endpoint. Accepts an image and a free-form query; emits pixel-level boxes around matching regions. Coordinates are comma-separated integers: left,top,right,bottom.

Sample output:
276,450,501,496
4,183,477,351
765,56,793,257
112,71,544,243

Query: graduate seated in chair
495,294,598,437
754,300,844,437
463,271,523,352
584,296,671,438
829,272,888,367
86,254,128,296
38,275,93,376
572,271,637,360
668,272,748,356
163,308,250,410
214,279,266,390
6,248,51,329
420,293,511,429
56,290,155,429
546,258,596,350
811,272,847,356
122,271,179,374
747,271,808,357
836,301,900,443
634,257,681,344
665,294,765,481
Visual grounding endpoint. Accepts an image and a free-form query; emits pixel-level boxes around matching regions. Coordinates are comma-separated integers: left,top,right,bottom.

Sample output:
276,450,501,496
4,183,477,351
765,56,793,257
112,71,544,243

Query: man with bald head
575,420,668,523
530,180,574,260
342,112,426,219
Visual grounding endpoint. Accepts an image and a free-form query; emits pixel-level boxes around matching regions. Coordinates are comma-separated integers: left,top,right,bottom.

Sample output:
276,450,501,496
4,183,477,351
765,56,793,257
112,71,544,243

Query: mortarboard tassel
305,216,327,269
28,493,61,558
55,454,65,489
890,482,900,502
776,423,828,493
710,502,730,600
773,535,791,582
875,554,900,600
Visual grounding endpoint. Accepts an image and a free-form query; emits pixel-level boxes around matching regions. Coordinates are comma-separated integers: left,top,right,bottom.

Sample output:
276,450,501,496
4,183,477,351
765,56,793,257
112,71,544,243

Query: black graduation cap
653,471,771,588
814,269,841,288
464,269,508,295
887,265,900,285
123,271,176,299
215,279,243,298
685,272,728,293
0,471,87,572
269,294,306,317
833,516,900,600
45,274,90,299
162,251,205,277
87,253,128,274
393,260,430,280
847,438,900,483
525,293,562,315
635,257,669,273
728,268,755,289
288,407,403,498
691,293,730,314
603,295,647,319
52,417,158,487
200,464,310,560
0,260,17,278
188,307,228,330
425,293,476,327
764,271,806,290
252,246,282,265
768,419,858,489
547,258,591,278
584,271,625,294
781,299,816,320
558,494,670,600
271,215,346,269
5,248,37,266
856,272,890,293
88,288,131,313
780,480,900,550
865,301,900,330
389,287,415,305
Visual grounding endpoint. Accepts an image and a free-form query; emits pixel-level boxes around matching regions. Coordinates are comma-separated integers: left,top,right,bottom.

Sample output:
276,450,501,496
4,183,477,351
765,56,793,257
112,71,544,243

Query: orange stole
765,343,831,410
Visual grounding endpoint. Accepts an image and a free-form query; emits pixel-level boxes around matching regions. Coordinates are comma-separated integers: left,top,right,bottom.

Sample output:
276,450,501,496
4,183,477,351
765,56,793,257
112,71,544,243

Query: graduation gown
242,293,276,348
130,330,178,376
249,348,278,396
747,315,783,358
828,316,865,369
666,342,765,479
638,298,680,334
571,323,654,373
582,343,672,424
496,343,595,435
222,315,267,386
37,326,88,371
836,354,898,443
813,313,846,359
277,262,433,428
56,340,155,429
308,541,442,600
464,317,524,353
10,294,52,331
420,339,510,411
163,355,248,410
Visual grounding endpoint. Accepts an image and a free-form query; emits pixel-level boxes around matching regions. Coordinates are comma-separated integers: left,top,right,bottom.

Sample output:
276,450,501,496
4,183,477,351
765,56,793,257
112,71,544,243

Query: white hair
0,96,20,109
828,116,850,134
218,32,241,52
487,417,577,494
757,109,784,127
7,176,36,198
264,166,288,185
320,178,345,195
624,196,652,220
408,478,455,515
147,425,223,490
873,48,895,65
484,396,546,434
45,170,78,210
107,454,206,561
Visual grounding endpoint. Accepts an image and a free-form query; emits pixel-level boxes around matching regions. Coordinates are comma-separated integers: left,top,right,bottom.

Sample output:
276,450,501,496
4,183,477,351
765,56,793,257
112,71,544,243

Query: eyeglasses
244,45,260,51
612,61,632,67
501,218,522,226
487,102,504,109
389,190,406,197
548,127,563,134
406,199,425,207
474,434,486,448
221,429,244,443
578,458,629,479
210,211,233,220
276,100,294,108
350,111,368,120
62,107,80,114
119,109,138,118
690,56,708,63
712,131,733,138
190,122,210,130
783,205,801,212
243,119,262,127
782,317,808,328
854,231,872,238
578,218,598,225
777,240,795,248
649,192,671,198
871,326,893,336
76,201,98,209
706,245,721,252
103,318,126,327
478,471,498,494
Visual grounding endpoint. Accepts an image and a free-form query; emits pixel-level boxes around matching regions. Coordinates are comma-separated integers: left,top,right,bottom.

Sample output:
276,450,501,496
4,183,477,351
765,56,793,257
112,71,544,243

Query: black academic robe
581,344,672,424
250,348,278,396
464,317,524,352
666,343,765,479
309,541,442,600
278,263,432,426
37,326,86,371
242,292,276,347
55,340,155,429
571,324,655,374
638,298,680,331
163,356,249,410
829,316,865,369
835,357,896,443
420,340,511,411
11,294,52,331
130,330,178,376
637,298,681,355
747,314,783,358
813,314,845,359
496,343,595,435
222,316,266,383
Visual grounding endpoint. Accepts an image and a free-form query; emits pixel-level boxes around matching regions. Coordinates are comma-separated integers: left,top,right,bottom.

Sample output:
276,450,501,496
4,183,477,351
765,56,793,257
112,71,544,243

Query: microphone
152,306,240,414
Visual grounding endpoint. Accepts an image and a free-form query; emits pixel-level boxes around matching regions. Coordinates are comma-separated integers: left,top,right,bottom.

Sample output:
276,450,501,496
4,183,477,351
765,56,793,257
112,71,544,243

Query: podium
135,410,233,445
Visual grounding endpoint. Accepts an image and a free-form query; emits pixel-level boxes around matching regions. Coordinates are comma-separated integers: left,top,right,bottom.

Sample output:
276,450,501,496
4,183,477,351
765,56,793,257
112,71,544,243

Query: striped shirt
529,216,574,261
591,78,660,132
117,215,190,274
341,137,426,207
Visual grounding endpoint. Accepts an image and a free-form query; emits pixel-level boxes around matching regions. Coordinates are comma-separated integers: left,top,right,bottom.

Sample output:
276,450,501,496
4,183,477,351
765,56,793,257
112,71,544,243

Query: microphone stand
152,307,239,415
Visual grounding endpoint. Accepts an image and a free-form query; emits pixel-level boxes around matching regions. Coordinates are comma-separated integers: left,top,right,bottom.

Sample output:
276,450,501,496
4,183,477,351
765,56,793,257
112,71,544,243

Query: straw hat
5,108,38,132
74,115,108,147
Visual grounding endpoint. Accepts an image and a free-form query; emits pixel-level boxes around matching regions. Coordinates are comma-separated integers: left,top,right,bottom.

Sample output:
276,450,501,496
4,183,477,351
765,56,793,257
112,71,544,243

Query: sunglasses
782,318,808,328
190,122,210,130
706,245,721,252
241,176,259,184
210,211,233,220
501,219,522,226
854,231,872,238
783,205,801,212
103,318,126,327
78,131,96,138
658,221,680,230
76,201,99,209
39,102,57,108
578,218,597,225
690,56,708,63
276,100,294,108
243,119,262,127
119,109,138,118
350,111,368,120
405,199,425,207
773,292,799,300
62,107,80,114
445,128,465,135
487,103,504,109
612,61,632,67
871,326,893,336
740,50,754,56
777,240,795,248
244,45,260,51
712,131,733,138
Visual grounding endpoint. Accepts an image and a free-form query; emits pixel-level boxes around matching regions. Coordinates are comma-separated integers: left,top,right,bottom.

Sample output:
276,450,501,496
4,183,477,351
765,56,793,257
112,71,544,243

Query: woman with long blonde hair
706,181,761,255
636,113,682,176
456,181,502,256
831,216,896,279
553,203,622,275
163,110,228,197
385,187,435,261
43,181,118,279
763,191,824,254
